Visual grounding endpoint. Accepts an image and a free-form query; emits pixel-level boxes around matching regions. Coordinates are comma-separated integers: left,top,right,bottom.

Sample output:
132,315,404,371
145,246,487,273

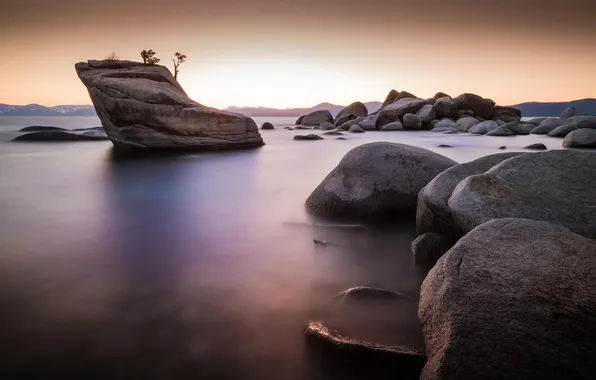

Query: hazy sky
1,0,595,108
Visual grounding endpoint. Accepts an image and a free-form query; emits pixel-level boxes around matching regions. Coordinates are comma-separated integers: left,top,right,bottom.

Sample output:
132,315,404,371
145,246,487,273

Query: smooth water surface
0,116,565,379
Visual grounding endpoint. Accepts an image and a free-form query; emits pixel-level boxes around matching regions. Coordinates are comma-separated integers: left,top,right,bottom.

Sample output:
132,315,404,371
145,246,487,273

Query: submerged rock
524,143,548,150
302,110,334,126
349,124,365,133
260,122,274,130
19,126,68,132
563,128,596,148
294,134,323,141
420,218,596,380
485,127,514,136
13,130,109,142
380,121,403,131
75,59,263,152
335,287,411,303
548,123,577,137
305,142,456,219
323,130,344,136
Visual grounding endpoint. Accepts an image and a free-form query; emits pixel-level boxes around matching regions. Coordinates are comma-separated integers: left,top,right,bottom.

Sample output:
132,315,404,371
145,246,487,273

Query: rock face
411,233,453,267
75,60,263,152
419,218,596,380
302,110,334,126
449,150,596,239
417,152,522,236
335,102,368,124
305,143,457,219
563,128,596,148
453,93,495,119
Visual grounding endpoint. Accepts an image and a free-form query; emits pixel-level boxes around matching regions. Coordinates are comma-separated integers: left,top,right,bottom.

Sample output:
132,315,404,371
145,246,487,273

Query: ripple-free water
0,117,565,379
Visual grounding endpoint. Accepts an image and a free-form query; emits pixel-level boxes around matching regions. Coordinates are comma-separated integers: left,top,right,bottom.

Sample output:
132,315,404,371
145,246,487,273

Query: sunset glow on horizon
1,0,595,109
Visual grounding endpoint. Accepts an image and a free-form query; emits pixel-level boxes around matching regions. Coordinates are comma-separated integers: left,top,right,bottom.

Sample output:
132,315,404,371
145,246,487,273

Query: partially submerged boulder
335,102,368,124
302,110,334,126
260,122,274,130
547,123,577,137
294,134,323,141
306,143,457,219
419,218,596,380
563,128,596,148
13,130,109,142
75,59,263,152
531,118,566,134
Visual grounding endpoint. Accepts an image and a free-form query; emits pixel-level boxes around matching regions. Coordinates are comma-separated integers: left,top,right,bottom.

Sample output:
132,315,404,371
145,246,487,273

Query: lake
0,116,565,379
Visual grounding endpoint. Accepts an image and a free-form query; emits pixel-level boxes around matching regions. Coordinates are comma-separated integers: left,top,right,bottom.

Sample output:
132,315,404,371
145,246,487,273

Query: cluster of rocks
303,143,596,379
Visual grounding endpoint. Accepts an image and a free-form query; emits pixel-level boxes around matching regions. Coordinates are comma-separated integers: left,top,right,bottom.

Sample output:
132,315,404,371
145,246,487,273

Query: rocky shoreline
303,142,596,379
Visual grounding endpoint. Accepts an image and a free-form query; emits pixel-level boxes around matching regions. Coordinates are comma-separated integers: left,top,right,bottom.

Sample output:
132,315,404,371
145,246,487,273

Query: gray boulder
411,233,453,267
563,128,596,148
432,92,451,102
305,143,457,218
417,152,522,236
320,122,336,131
524,143,548,150
261,122,274,130
337,116,365,131
294,134,323,141
419,218,596,380
517,123,533,135
334,113,357,127
403,113,422,130
449,150,596,239
375,109,399,129
395,91,417,101
453,93,495,119
75,60,263,152
457,109,474,118
566,116,596,129
432,97,458,119
13,130,109,142
500,121,519,133
434,118,457,129
531,118,566,134
380,89,400,109
455,117,479,132
302,110,334,126
335,102,368,124
468,120,498,135
358,116,378,131
495,120,506,126
381,121,404,131
431,127,459,134
323,131,343,136
485,127,514,136
295,115,305,125
560,107,578,120
491,105,521,120
525,117,548,125
383,98,427,119
416,104,436,125
548,123,577,137
349,124,365,133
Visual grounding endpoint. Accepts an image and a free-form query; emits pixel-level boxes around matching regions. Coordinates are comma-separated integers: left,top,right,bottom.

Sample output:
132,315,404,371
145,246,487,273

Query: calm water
0,117,565,379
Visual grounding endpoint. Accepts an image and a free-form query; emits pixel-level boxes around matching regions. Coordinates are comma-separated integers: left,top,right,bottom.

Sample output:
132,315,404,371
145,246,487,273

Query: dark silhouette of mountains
511,98,596,117
1,98,595,117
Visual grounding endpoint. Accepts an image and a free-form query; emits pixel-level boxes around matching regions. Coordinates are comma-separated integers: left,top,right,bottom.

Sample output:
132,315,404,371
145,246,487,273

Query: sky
1,0,595,109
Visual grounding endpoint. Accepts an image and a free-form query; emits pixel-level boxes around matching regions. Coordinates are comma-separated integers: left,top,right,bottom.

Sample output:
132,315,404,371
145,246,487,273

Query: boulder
491,105,521,120
419,218,596,380
358,116,378,131
524,143,547,150
432,97,458,119
383,98,427,119
485,127,514,136
13,130,109,142
337,116,365,131
260,122,274,130
560,107,578,120
335,102,368,124
437,144,452,148
411,232,453,267
375,109,399,129
320,122,336,131
336,137,347,140
449,150,596,238
431,127,459,134
323,131,344,136
517,123,533,135
19,126,68,132
531,118,566,134
402,114,422,130
563,128,596,148
381,122,403,131
334,113,357,127
417,152,522,236
302,110,334,126
395,91,417,101
75,59,262,152
294,134,323,141
453,93,495,119
547,123,577,137
295,115,305,125
434,119,457,129
456,109,474,118
381,89,400,109
432,92,451,102
468,120,498,135
525,117,548,125
455,117,479,132
495,120,506,126
500,121,519,133
498,146,507,150
566,116,596,129
305,142,457,219
416,105,436,125
349,124,365,133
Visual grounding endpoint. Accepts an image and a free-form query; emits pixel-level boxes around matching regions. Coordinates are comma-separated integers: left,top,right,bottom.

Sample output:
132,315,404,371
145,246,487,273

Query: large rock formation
305,142,457,219
75,60,263,152
419,218,596,380
449,150,596,239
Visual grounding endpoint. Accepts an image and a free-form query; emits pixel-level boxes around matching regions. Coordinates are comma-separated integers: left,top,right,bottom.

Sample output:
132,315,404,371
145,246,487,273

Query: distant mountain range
1,98,595,117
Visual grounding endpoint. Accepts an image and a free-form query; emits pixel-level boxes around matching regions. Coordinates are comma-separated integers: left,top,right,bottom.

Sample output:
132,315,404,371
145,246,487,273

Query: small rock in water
19,125,67,132
313,238,339,247
438,144,452,148
260,122,274,130
336,137,347,140
349,124,365,133
294,134,323,141
524,143,548,150
323,131,343,136
498,146,507,150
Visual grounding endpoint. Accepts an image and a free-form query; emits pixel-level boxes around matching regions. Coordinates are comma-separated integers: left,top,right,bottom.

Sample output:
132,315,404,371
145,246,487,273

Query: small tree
140,49,160,65
172,52,187,80
105,52,120,62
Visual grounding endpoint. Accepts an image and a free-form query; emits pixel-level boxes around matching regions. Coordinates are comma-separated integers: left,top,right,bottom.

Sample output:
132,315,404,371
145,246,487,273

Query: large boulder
334,113,357,127
566,116,596,129
383,98,427,119
434,119,457,129
419,218,596,380
295,115,305,125
517,123,534,135
560,107,578,120
485,126,514,136
563,128,596,148
302,110,334,126
402,114,422,130
531,118,566,134
335,102,368,124
431,92,451,102
338,116,365,131
453,93,495,119
432,97,458,119
75,60,263,152
381,121,404,131
381,89,400,109
320,122,336,131
525,117,547,126
491,105,521,120
358,116,378,131
305,143,457,219
468,120,498,135
417,152,522,236
375,109,399,129
416,105,436,125
449,150,596,239
547,123,577,137
13,129,109,142
455,117,479,132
